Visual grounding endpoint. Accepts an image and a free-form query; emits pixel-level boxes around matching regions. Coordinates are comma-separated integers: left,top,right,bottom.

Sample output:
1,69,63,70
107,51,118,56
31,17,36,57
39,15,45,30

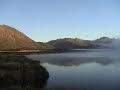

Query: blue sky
0,0,120,42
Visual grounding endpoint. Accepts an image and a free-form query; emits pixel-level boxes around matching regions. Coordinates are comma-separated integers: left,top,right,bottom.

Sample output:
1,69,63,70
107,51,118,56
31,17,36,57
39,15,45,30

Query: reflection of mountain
40,57,114,66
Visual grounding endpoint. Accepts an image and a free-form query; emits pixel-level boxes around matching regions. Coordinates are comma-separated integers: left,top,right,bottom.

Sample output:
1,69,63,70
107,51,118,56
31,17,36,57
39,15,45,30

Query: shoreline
0,53,49,89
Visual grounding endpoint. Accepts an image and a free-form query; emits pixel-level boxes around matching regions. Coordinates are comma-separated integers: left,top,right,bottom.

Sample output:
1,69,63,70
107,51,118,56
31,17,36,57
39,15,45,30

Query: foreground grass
0,53,49,89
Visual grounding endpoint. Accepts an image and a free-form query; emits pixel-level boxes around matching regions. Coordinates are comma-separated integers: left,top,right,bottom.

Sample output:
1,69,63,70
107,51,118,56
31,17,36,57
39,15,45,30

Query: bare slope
0,25,38,51
48,38,88,49
47,37,114,49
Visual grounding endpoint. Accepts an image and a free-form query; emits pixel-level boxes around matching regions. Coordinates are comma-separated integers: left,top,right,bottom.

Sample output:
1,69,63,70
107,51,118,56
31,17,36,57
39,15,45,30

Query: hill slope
37,42,55,49
47,38,96,49
47,37,114,49
0,25,38,51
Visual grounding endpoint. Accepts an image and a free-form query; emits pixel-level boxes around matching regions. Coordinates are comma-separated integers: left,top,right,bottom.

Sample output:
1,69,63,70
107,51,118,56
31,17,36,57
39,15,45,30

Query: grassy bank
0,49,69,53
0,53,49,89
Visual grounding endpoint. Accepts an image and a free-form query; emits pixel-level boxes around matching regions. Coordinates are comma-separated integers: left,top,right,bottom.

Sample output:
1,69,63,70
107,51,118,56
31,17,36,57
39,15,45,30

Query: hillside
47,37,114,49
47,38,97,49
37,42,55,49
0,25,38,51
0,25,115,51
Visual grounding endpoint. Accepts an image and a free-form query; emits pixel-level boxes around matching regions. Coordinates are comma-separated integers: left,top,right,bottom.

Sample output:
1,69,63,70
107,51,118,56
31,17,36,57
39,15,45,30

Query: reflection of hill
40,57,114,67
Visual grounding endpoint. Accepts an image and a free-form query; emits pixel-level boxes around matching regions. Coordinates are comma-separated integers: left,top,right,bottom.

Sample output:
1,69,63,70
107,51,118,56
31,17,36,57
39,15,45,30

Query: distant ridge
0,25,115,51
37,42,55,49
47,38,86,49
0,25,38,51
47,37,113,49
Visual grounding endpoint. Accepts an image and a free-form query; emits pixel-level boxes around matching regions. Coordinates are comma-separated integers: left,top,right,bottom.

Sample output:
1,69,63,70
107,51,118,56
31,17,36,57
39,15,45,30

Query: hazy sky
0,0,120,42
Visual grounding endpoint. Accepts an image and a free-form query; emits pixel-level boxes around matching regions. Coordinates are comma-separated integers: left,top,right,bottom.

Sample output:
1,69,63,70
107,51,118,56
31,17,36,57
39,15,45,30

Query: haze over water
27,49,120,89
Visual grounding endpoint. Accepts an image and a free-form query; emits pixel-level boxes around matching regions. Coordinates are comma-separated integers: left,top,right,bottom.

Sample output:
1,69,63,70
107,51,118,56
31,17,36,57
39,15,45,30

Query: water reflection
27,50,120,89
27,49,120,67
40,57,116,66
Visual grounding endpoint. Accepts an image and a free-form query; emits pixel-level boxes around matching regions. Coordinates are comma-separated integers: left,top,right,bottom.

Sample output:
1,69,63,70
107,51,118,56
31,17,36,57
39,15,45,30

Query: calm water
27,49,120,89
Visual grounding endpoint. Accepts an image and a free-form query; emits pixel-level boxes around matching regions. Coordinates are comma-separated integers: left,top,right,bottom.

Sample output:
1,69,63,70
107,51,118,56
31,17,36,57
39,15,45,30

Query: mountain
93,37,114,48
37,42,55,49
94,37,113,44
48,38,85,49
47,38,98,49
47,37,114,49
0,25,38,51
0,25,115,51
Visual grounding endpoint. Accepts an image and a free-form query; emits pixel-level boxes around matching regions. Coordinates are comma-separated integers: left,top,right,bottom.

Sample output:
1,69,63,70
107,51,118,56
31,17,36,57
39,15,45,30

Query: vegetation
0,53,49,89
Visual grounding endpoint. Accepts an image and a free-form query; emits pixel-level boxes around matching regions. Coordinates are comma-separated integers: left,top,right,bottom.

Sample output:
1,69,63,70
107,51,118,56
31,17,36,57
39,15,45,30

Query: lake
27,49,120,90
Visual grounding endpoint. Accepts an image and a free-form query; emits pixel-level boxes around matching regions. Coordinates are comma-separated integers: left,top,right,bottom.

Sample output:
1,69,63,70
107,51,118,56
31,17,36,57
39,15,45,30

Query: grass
0,53,49,89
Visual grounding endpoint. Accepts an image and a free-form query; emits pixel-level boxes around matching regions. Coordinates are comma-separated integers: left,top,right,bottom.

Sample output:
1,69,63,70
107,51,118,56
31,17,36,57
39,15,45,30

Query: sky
0,0,120,42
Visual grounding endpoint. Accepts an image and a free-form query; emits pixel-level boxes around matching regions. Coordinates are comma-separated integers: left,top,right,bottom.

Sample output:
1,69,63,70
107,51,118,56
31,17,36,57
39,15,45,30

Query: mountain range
0,25,115,51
